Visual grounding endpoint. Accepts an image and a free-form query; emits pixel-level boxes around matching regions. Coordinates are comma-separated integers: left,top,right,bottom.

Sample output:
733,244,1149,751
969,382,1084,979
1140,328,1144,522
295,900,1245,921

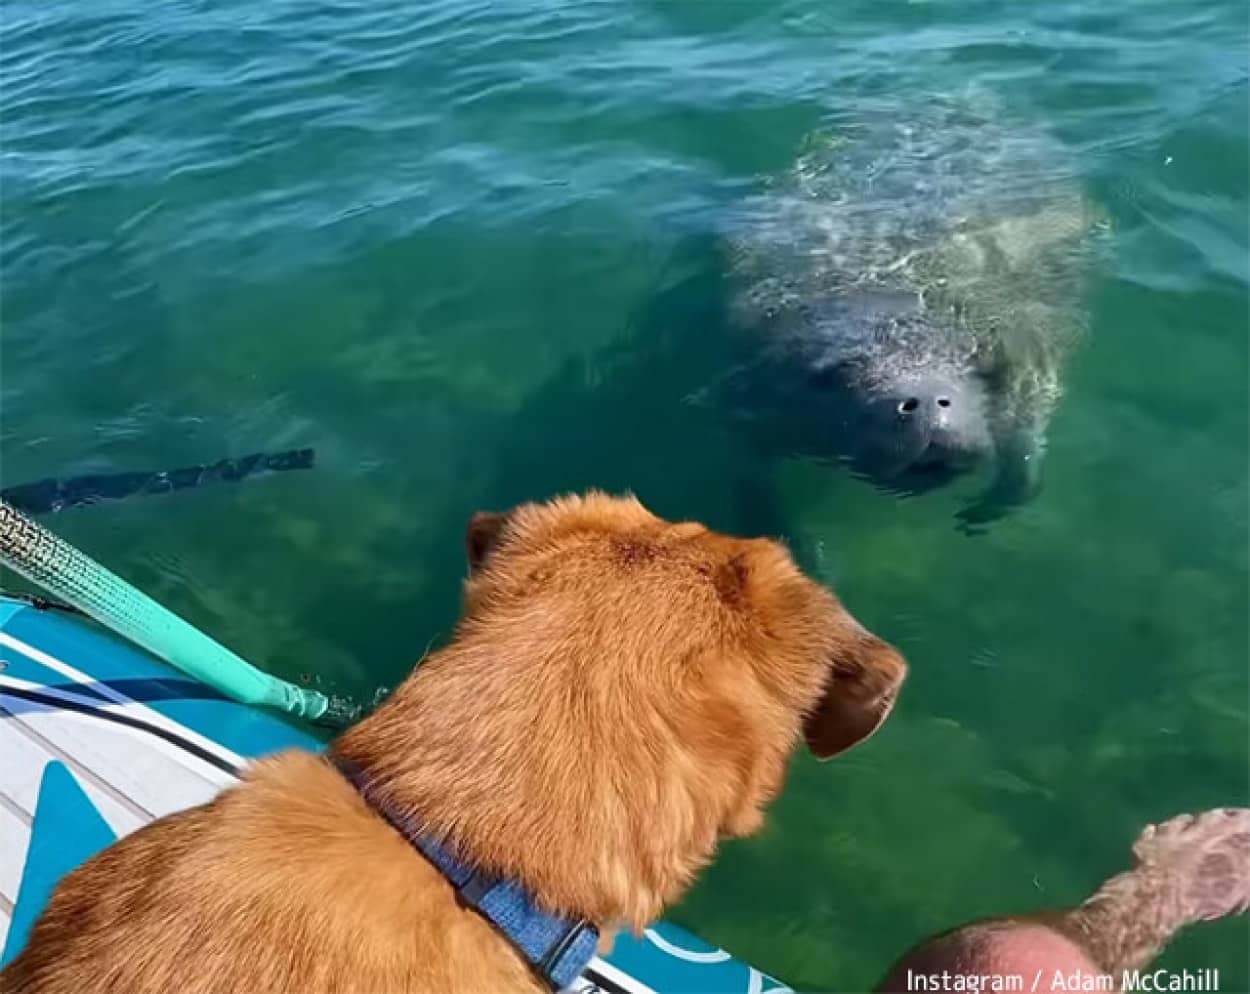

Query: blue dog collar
332,757,599,991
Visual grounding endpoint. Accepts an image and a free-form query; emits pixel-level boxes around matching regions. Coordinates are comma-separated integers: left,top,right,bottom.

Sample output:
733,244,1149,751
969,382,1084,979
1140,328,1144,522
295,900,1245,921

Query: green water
2,0,1247,988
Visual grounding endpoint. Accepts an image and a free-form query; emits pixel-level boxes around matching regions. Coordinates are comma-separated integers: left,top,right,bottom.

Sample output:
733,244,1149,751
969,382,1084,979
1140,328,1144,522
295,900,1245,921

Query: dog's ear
466,510,511,574
804,634,906,760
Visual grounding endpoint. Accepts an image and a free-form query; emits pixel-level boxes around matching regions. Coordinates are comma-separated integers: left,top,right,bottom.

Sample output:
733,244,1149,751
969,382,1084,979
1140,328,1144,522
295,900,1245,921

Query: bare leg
877,809,1250,992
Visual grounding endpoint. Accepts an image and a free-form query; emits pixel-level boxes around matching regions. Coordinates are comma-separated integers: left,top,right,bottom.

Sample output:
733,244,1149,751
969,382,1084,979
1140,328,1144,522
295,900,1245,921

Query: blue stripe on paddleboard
606,923,792,994
0,762,118,969
0,635,77,692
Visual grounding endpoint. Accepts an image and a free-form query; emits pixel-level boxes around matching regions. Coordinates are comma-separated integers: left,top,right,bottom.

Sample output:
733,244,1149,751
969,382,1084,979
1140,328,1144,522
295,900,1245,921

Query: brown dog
1,492,906,994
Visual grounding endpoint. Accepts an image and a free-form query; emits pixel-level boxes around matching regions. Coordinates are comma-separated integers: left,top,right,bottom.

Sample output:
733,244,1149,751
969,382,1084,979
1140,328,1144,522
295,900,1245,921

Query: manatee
706,91,1104,524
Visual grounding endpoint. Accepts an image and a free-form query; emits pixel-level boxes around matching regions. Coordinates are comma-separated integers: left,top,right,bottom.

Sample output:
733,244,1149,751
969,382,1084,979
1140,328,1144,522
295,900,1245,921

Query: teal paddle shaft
0,499,357,725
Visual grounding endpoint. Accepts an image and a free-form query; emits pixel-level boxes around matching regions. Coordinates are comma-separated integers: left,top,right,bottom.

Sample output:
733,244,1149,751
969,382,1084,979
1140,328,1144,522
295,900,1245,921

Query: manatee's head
795,289,996,491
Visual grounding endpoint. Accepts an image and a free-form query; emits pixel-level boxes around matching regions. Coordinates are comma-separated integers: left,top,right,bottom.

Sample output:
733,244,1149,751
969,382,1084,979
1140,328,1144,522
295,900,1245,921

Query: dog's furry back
5,751,539,993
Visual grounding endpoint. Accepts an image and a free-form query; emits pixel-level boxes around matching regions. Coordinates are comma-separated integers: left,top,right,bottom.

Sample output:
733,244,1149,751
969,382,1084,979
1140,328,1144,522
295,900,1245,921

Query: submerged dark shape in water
0,448,315,515
706,92,1102,527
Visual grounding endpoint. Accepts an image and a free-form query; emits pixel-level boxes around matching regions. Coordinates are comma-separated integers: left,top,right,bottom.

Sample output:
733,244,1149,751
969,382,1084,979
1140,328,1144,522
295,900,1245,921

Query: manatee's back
728,86,1103,359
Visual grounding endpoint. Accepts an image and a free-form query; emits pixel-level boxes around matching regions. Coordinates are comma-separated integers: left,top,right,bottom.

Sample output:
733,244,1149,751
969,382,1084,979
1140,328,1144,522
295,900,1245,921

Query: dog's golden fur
2,492,906,994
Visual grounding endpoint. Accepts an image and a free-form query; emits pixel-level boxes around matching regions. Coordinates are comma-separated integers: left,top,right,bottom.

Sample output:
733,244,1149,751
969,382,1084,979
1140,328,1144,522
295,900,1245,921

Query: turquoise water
2,0,1246,988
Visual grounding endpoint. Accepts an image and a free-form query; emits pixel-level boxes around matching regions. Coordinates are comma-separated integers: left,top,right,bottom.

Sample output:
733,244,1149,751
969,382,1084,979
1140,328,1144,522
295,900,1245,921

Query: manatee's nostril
937,397,951,408
898,397,919,414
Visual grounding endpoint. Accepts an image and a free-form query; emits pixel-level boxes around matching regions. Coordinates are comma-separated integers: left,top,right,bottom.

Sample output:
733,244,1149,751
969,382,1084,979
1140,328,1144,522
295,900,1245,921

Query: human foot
1061,807,1250,974
1130,808,1250,923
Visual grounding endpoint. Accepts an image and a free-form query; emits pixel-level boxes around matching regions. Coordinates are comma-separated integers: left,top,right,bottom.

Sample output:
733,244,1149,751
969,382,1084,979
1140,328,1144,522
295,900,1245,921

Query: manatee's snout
894,378,962,461
896,384,953,429
875,374,991,476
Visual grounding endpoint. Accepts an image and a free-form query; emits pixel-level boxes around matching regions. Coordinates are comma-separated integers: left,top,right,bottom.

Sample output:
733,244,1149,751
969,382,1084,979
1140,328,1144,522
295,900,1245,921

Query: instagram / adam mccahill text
905,967,1221,992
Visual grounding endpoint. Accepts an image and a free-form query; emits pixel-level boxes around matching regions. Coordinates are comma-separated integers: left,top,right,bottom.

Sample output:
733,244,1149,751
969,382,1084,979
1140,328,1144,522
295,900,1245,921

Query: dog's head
465,493,905,767
341,492,905,929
